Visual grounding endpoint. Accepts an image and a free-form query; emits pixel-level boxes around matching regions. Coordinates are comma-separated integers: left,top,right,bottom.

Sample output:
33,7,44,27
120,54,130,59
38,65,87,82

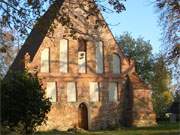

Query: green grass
35,122,180,135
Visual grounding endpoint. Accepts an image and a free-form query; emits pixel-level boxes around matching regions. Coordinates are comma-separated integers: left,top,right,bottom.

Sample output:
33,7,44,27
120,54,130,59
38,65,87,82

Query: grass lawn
35,122,180,135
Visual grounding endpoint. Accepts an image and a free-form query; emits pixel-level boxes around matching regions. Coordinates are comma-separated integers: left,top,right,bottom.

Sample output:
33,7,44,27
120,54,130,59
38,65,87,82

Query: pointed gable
8,0,156,130
9,0,123,73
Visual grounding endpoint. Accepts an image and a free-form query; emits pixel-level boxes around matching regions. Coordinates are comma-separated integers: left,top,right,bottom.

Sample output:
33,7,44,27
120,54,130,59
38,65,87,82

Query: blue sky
102,0,162,54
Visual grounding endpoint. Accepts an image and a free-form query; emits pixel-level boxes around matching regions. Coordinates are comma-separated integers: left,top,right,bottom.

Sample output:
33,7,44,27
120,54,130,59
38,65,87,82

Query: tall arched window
41,48,49,73
112,53,121,74
78,38,87,73
59,39,68,73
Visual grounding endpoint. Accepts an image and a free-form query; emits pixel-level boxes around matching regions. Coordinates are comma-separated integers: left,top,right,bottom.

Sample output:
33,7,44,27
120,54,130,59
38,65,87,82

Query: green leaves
108,0,126,13
0,0,125,39
0,0,52,37
1,71,51,133
151,55,173,119
117,33,173,119
117,32,154,84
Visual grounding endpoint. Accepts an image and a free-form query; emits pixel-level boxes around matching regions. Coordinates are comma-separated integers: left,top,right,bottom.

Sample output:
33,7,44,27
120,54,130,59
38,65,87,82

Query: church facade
10,0,156,131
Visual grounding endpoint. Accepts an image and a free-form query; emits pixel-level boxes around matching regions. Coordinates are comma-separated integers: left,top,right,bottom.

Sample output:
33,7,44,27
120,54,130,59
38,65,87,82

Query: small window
108,82,118,102
46,82,57,102
89,82,99,102
67,82,77,102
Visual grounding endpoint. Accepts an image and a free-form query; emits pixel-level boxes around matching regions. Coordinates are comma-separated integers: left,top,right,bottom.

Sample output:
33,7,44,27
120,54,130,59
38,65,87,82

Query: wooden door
78,103,88,130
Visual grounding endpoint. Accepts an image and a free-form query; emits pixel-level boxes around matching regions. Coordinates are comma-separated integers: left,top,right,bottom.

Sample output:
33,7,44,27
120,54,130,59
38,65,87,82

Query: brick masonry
10,0,156,131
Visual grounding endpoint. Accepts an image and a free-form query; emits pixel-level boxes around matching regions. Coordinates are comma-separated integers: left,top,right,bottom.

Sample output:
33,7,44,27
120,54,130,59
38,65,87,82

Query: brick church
10,0,156,131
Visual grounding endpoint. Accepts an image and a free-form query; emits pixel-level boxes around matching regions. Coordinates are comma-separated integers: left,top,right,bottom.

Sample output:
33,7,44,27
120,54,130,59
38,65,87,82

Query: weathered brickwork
10,0,156,131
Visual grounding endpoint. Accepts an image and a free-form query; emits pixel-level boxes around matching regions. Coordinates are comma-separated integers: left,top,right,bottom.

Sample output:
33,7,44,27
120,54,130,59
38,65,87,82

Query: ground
35,122,180,135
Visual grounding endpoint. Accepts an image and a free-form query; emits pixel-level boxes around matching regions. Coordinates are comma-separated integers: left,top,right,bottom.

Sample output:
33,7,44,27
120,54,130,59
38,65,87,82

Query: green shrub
1,71,51,134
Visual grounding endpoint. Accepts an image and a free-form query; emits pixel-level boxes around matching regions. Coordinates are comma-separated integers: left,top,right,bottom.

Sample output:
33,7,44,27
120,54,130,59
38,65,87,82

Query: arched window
59,39,68,73
112,53,121,74
41,48,49,73
78,38,87,73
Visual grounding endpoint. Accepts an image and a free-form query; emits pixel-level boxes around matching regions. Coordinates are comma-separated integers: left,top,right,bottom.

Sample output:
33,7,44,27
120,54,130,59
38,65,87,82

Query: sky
102,0,162,54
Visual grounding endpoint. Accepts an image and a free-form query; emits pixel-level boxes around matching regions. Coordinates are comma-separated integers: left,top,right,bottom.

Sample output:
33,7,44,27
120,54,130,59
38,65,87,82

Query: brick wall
11,0,156,131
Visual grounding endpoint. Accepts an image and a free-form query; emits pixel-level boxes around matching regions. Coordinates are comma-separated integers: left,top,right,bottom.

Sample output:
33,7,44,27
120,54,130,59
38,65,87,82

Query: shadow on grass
148,131,180,135
132,122,180,131
35,122,180,135
36,129,180,135
35,129,72,135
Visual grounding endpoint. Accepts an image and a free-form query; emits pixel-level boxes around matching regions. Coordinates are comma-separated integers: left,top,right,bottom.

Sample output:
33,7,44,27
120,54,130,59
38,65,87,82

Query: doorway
78,103,88,130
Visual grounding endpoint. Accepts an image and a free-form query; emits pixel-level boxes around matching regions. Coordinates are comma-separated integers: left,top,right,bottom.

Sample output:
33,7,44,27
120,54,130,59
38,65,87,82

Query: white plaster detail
112,54,120,74
41,48,49,73
67,82,76,102
60,39,68,73
108,82,118,102
96,41,103,73
46,82,56,102
78,52,86,73
89,82,99,102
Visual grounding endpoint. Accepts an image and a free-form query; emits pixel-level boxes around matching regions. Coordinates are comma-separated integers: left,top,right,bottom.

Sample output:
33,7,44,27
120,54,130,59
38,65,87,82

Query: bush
1,71,51,134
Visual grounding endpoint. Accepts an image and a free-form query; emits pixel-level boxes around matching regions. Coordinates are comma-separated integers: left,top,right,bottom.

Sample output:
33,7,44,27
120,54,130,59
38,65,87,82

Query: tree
117,33,173,119
174,91,180,103
117,32,154,84
0,0,126,39
1,71,51,134
155,0,180,64
151,55,173,119
0,30,17,77
155,0,180,91
0,62,4,79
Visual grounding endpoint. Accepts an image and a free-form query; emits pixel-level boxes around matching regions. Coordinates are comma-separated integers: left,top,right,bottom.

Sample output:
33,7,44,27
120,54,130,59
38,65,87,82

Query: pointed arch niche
78,37,87,73
59,39,68,73
112,53,121,74
40,48,50,73
96,41,104,73
46,82,57,102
